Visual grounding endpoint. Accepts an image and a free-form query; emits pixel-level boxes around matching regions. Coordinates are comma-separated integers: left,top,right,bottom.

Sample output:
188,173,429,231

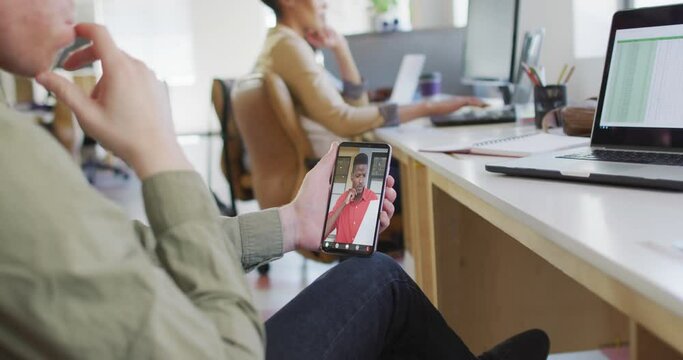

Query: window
98,0,196,86
632,0,682,7
263,5,276,28
573,0,619,58
453,0,469,28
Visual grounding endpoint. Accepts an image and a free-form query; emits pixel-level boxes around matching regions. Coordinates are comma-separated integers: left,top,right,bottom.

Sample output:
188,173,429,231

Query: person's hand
344,188,357,205
305,26,346,52
279,143,398,253
428,96,487,116
36,23,191,179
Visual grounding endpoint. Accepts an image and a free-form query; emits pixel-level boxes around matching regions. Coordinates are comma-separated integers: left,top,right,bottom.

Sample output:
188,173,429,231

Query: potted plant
370,0,400,32
371,0,398,13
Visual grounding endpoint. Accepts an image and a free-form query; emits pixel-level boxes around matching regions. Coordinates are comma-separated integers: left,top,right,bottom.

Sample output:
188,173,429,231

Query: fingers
348,189,356,201
467,96,487,107
386,175,395,189
384,185,397,204
386,175,395,188
73,23,121,67
382,198,395,219
62,45,99,71
379,211,391,232
305,31,322,46
36,72,103,132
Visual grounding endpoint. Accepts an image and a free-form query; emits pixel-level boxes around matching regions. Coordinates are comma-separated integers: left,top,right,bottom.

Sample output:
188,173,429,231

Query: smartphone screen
320,142,392,256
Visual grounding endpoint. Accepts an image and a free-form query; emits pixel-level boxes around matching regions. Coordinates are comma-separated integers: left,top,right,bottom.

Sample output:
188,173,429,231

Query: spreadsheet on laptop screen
600,24,683,129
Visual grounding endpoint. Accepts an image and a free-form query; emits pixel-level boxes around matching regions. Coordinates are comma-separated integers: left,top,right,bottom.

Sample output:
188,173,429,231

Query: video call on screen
322,146,390,253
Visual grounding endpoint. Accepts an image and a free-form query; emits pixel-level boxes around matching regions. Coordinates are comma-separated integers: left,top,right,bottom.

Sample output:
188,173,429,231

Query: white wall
75,0,268,135
327,0,372,34
518,0,605,100
411,0,454,29
173,0,267,134
411,0,606,101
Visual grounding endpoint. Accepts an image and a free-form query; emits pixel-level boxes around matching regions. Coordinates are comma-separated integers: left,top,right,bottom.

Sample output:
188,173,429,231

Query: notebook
421,132,590,157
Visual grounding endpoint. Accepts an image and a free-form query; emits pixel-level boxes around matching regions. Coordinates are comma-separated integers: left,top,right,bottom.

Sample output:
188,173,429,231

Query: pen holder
533,85,567,129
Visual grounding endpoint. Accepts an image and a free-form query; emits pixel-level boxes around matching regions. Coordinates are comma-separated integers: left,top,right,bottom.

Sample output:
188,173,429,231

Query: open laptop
388,54,425,105
486,4,683,191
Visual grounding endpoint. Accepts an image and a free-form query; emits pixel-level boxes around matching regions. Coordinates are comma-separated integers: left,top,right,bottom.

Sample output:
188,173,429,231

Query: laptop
388,54,426,105
486,5,683,191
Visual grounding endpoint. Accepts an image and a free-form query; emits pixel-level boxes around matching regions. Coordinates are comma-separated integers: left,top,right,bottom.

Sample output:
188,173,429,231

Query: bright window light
264,6,276,28
633,0,682,7
100,0,196,86
453,0,469,28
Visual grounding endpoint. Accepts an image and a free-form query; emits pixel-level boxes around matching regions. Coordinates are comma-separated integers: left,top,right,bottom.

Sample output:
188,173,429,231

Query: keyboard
559,149,683,166
430,106,516,127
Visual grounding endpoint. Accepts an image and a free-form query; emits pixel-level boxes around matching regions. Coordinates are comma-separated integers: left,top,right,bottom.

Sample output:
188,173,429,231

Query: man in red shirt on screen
325,153,379,244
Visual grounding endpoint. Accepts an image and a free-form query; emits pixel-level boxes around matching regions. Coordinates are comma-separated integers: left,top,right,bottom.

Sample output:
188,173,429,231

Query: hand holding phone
320,142,392,256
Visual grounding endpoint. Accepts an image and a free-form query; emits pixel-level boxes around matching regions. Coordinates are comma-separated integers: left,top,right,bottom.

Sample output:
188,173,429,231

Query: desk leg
398,161,417,272
400,159,438,305
630,321,683,360
431,186,629,354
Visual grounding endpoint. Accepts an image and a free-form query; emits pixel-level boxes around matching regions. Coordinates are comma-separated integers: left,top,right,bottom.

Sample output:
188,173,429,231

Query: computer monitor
462,0,520,87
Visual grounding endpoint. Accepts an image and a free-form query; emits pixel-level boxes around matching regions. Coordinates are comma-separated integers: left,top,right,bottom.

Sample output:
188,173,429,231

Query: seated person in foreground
255,0,486,157
325,153,377,244
0,1,550,359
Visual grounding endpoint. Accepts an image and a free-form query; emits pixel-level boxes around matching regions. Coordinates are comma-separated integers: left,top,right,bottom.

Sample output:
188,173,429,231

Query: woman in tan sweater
254,0,485,157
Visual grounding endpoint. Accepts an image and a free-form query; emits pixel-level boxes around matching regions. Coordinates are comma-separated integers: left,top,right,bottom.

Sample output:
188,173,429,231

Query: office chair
211,78,254,217
231,72,337,264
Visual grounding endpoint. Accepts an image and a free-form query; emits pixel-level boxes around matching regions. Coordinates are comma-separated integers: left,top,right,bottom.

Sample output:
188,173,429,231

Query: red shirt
328,188,379,244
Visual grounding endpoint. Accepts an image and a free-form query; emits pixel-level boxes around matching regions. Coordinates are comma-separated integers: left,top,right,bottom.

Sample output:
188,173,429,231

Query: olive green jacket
0,98,282,359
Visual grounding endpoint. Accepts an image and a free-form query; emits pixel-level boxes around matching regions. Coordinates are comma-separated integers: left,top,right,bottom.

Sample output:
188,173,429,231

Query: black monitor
461,0,520,88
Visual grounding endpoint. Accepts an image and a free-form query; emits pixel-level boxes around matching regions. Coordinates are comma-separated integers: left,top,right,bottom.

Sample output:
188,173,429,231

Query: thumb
36,72,103,131
315,141,339,176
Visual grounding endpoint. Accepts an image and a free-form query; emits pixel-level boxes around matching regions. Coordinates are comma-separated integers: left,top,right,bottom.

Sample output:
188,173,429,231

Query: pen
557,64,568,85
530,66,544,86
521,63,541,87
563,65,576,84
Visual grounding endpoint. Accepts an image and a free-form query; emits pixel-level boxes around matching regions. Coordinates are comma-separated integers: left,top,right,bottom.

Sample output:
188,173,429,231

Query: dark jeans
265,253,476,360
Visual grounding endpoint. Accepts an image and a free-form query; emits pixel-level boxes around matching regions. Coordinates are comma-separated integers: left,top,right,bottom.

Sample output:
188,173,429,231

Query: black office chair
211,78,254,217
212,78,273,274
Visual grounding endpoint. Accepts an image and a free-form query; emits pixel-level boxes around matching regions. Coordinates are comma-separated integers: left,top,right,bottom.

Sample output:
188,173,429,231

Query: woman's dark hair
261,0,281,18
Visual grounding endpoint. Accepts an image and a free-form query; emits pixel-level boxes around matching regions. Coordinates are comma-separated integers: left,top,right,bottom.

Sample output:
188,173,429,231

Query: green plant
371,0,398,13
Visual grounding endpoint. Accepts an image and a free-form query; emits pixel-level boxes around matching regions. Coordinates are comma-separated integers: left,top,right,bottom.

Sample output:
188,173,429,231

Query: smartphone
320,142,392,256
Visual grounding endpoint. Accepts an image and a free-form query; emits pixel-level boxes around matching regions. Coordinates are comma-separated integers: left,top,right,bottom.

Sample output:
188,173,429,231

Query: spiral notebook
421,132,590,157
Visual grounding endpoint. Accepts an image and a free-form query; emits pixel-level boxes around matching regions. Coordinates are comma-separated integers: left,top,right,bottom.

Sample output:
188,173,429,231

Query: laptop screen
599,24,683,130
592,5,683,150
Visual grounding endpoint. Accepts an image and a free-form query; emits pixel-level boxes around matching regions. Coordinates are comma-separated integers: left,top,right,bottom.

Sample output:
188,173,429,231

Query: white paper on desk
353,200,380,246
420,132,590,157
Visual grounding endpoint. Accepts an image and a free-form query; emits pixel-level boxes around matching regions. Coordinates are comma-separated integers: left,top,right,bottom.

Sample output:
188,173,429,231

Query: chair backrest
231,72,314,209
211,78,253,206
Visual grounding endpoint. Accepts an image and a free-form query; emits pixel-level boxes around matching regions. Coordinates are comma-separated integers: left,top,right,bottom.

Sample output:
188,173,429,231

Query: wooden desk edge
427,166,683,354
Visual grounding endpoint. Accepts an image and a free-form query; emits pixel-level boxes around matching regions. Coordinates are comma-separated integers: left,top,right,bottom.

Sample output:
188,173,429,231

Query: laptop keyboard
431,106,516,126
559,149,683,166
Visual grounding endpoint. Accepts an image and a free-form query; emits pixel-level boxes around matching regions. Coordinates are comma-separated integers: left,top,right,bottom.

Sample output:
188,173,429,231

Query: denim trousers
265,253,477,360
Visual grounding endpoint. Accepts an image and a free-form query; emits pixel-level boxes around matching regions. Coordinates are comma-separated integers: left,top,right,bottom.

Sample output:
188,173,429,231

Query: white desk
371,119,683,359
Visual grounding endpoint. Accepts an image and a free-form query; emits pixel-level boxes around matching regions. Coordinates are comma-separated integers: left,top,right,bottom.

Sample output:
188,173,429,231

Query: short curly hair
353,153,369,168
261,0,281,18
